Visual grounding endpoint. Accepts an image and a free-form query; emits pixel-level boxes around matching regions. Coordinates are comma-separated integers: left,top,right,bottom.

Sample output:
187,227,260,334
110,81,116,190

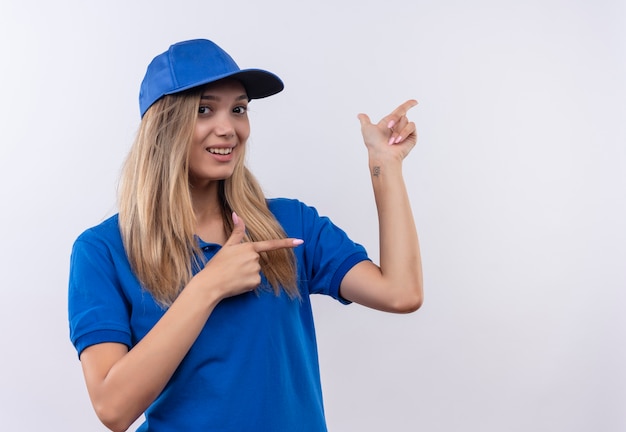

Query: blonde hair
118,89,298,306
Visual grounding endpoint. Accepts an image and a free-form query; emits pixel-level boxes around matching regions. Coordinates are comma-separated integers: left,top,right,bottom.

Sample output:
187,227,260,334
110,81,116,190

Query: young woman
69,38,423,432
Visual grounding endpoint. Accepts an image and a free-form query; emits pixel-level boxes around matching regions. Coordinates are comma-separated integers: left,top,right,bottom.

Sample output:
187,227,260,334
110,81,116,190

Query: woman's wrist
185,273,224,310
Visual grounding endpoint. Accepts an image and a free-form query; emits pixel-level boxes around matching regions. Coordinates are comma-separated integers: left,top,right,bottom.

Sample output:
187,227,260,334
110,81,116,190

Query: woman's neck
190,181,226,244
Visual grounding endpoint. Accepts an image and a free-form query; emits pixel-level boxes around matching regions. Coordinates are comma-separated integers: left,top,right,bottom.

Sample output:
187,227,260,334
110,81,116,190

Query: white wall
1,0,624,430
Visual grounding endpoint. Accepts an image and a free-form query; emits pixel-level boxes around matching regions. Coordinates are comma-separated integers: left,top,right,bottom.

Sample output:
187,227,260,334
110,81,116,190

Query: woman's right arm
79,214,302,432
80,277,221,432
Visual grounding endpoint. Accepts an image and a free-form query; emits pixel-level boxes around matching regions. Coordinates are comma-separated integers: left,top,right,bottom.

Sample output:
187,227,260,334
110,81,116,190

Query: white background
1,0,625,431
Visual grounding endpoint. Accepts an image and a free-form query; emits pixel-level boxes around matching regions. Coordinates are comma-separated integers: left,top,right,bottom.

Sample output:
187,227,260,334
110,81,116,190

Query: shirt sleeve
68,229,133,357
270,199,370,304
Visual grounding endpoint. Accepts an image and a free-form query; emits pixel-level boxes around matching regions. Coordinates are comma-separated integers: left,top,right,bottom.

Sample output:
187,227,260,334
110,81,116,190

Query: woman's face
188,79,250,187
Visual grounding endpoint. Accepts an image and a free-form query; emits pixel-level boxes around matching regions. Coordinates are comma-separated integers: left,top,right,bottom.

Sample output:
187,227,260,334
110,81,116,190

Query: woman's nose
214,115,235,137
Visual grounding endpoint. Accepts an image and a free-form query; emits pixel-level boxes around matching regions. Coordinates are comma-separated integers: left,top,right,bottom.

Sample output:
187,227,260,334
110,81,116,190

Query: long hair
118,89,298,306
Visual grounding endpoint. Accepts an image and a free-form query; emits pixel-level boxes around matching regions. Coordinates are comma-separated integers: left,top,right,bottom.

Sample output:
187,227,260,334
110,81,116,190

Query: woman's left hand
357,99,418,162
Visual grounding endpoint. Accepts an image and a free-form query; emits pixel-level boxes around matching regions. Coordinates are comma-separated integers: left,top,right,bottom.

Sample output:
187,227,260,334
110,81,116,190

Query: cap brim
163,68,284,100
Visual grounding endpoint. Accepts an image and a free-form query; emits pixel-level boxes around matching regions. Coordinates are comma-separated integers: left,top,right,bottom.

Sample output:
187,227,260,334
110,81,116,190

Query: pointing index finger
392,99,418,118
252,238,304,253
384,99,418,134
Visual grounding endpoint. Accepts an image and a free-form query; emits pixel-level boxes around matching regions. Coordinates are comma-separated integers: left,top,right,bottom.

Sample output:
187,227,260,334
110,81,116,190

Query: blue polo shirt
68,198,369,431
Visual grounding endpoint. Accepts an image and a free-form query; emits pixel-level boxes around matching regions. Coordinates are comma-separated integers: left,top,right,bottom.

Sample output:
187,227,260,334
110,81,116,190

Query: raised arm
339,100,423,313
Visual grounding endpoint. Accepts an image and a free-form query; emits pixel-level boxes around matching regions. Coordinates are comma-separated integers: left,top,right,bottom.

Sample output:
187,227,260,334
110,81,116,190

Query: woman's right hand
194,212,303,300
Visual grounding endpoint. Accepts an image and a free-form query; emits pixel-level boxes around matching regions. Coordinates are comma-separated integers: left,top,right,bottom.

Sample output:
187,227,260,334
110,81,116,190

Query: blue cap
139,39,284,117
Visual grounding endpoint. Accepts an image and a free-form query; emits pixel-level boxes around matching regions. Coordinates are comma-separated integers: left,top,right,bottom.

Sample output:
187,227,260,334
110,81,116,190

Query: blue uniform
68,198,369,431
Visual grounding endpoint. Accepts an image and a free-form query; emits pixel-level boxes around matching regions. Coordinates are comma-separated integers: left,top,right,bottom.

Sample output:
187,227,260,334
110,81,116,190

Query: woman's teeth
208,148,233,155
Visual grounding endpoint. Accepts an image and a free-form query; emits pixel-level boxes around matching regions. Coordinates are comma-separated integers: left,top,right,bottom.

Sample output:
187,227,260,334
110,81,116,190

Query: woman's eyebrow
200,94,248,101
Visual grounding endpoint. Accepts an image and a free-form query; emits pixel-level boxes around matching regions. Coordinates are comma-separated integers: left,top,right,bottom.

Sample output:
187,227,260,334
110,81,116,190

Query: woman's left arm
339,99,423,313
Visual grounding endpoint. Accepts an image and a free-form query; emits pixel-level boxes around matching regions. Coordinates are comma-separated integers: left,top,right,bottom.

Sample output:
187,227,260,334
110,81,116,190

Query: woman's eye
198,106,212,115
233,106,248,114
